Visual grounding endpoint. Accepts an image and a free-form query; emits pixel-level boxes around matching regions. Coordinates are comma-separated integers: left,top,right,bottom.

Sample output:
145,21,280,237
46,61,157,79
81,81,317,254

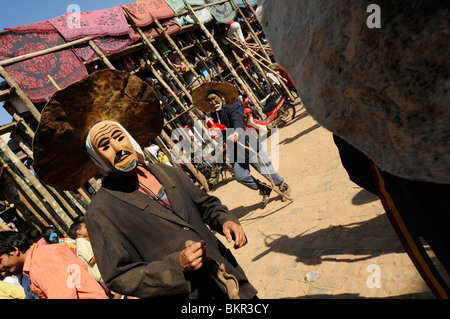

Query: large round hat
32,69,164,190
192,81,239,112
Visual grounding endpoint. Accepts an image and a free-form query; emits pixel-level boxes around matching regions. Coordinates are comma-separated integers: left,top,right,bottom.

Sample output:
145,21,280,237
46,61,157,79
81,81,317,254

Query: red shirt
23,243,108,299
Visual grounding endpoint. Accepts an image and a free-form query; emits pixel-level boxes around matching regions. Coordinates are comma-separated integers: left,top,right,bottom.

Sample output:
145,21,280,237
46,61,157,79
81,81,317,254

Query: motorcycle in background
242,91,296,137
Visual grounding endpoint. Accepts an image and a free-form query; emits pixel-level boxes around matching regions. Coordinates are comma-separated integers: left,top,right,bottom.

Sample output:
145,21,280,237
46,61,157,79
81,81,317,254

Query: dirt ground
208,101,436,299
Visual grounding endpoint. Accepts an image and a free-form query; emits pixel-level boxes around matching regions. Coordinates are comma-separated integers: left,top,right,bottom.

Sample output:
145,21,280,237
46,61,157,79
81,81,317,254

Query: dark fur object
258,0,450,183
32,70,163,190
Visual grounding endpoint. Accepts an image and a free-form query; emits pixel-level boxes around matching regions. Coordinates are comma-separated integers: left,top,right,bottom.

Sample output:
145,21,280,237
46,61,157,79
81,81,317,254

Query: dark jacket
86,163,257,299
211,103,262,163
210,103,246,131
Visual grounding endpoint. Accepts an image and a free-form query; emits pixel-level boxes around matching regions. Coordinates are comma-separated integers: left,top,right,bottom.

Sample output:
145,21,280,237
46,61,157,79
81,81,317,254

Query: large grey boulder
257,0,450,183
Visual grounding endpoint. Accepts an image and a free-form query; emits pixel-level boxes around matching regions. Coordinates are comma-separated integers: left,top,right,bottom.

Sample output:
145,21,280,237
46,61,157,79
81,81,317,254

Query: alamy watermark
66,264,82,289
66,4,81,28
366,264,381,288
366,4,381,29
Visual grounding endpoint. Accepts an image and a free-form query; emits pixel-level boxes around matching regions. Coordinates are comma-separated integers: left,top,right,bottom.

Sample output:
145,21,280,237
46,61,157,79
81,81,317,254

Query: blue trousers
232,143,284,190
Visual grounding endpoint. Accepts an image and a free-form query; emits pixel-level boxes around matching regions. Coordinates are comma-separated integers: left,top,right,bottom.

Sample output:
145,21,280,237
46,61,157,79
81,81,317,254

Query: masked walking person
192,81,291,205
31,70,257,299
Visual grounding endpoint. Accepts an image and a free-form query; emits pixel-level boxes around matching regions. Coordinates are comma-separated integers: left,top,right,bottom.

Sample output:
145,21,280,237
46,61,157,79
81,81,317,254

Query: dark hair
69,216,86,239
41,226,59,244
0,231,32,255
26,229,42,243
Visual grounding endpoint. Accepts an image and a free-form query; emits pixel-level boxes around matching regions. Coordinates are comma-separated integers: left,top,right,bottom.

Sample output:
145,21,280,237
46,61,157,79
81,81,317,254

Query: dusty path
208,103,435,299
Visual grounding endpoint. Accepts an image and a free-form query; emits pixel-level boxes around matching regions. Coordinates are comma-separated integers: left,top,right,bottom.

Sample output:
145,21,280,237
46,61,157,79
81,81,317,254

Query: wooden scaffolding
0,0,298,236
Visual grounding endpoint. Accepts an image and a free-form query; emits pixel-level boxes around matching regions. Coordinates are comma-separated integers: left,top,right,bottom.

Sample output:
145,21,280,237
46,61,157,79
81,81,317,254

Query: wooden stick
0,160,65,235
231,49,264,97
0,66,41,121
88,40,116,70
0,36,97,67
47,75,60,90
12,114,35,139
196,42,225,81
0,138,74,230
236,140,293,202
228,39,296,101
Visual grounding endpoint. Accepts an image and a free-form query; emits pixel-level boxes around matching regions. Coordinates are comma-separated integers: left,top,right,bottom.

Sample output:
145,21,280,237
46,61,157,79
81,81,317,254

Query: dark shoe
278,182,291,201
259,183,272,205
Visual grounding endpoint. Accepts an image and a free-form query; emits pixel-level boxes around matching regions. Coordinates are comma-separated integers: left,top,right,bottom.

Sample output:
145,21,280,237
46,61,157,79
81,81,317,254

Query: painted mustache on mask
114,150,132,165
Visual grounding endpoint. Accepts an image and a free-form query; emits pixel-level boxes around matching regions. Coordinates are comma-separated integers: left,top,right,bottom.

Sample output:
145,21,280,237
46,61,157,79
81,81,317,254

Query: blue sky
0,0,128,125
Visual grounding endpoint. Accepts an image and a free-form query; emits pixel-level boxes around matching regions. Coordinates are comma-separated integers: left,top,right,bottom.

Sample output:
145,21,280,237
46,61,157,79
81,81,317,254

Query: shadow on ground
251,214,403,266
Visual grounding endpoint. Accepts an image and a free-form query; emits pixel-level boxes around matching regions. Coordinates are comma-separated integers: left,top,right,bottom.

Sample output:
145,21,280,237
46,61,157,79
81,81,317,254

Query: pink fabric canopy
122,0,175,27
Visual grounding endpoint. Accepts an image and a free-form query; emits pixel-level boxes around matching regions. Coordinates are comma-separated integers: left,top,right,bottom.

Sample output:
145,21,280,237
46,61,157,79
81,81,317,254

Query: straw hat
192,81,239,112
32,69,163,190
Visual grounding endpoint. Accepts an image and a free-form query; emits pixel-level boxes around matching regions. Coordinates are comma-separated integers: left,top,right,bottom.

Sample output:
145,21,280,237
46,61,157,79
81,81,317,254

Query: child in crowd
70,217,127,299
69,217,103,283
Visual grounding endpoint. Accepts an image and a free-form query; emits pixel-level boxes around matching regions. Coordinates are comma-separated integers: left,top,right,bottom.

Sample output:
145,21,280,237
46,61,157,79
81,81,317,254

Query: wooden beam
0,88,11,103
174,0,230,17
88,40,117,70
123,9,193,103
0,138,73,232
185,2,264,118
0,36,97,67
231,0,271,62
0,122,15,136
154,19,203,84
0,66,41,122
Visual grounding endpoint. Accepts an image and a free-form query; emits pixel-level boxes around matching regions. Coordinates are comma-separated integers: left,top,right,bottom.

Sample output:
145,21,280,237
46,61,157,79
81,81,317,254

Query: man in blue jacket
192,81,291,205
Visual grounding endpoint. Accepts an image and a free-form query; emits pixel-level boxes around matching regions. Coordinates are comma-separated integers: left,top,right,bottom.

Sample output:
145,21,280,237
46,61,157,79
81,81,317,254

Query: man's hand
223,221,247,249
180,241,206,272
227,132,239,143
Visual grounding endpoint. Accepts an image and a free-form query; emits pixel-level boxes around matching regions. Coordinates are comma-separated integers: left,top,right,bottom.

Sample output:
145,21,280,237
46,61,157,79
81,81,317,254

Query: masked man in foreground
32,70,257,299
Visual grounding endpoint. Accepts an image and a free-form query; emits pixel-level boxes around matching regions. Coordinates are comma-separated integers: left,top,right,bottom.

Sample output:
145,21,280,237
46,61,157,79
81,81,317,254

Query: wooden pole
231,0,271,62
0,138,73,231
153,19,203,84
0,172,46,230
12,114,35,139
123,10,193,103
231,49,264,97
196,42,225,81
0,66,41,122
0,160,65,236
10,126,80,220
153,137,174,166
159,129,210,192
0,36,97,67
47,186,79,219
88,40,117,70
185,2,263,117
150,63,187,112
228,39,296,101
64,191,87,215
140,61,209,189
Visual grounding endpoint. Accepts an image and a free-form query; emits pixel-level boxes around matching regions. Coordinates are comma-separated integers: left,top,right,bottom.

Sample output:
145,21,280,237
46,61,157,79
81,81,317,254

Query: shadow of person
352,188,379,205
251,214,405,266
